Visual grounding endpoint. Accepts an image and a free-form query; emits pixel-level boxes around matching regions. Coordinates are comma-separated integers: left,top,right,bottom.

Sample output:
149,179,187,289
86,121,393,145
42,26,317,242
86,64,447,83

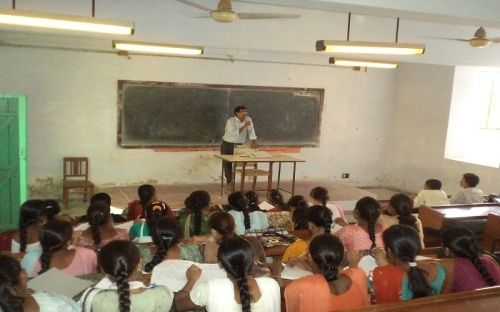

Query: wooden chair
62,157,94,208
233,147,272,192
481,213,500,256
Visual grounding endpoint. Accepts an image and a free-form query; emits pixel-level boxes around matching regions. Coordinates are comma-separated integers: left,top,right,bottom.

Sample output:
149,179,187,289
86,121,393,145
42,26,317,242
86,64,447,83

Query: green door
0,94,27,230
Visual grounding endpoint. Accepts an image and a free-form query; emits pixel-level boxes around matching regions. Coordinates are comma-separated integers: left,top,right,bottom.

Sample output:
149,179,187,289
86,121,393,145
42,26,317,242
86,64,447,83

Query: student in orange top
283,234,370,312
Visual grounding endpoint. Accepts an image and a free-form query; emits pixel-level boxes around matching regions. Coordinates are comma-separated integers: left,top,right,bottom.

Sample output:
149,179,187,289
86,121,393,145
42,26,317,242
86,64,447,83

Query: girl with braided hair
143,217,202,273
0,255,80,311
75,201,128,250
11,200,47,253
379,193,425,247
440,227,499,292
85,240,173,312
227,191,268,235
283,234,369,311
177,190,221,239
336,196,384,251
202,211,236,263
129,201,171,243
266,189,287,212
21,220,97,277
282,205,333,266
309,186,347,233
372,224,446,303
175,236,280,312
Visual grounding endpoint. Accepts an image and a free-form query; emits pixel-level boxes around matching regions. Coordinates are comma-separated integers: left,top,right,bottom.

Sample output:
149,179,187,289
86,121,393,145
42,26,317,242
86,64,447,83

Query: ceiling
1,0,500,67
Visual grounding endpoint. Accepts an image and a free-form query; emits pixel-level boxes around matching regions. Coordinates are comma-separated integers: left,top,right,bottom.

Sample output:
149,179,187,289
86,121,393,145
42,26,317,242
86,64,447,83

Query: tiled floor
63,180,401,218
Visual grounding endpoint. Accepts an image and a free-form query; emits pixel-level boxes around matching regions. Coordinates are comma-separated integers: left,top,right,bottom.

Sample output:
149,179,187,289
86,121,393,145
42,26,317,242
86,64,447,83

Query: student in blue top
227,191,268,235
129,201,170,243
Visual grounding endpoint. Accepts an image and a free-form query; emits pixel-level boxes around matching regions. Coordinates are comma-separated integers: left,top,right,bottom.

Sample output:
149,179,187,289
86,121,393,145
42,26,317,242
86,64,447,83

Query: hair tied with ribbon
409,262,417,267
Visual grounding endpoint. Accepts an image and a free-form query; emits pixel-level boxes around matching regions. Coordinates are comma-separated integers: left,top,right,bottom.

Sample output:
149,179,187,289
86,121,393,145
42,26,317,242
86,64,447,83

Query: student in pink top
75,201,129,251
310,187,347,233
21,220,97,277
440,227,499,292
336,196,384,251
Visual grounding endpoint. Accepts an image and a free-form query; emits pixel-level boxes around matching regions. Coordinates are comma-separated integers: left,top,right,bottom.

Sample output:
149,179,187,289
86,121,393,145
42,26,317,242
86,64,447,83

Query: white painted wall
0,46,396,196
384,62,500,196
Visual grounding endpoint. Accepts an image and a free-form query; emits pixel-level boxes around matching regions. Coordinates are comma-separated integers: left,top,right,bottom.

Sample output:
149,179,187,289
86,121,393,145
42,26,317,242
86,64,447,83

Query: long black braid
355,197,380,249
442,227,497,286
228,192,251,230
0,256,25,312
310,186,329,208
307,205,333,234
18,200,46,252
390,194,418,232
39,220,73,274
187,190,211,236
144,217,180,273
87,201,110,250
98,241,140,312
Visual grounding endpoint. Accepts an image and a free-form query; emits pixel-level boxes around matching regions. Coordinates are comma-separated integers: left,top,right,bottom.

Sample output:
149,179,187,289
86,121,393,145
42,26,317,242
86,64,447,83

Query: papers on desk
151,260,227,292
74,220,134,232
259,201,275,211
27,268,93,298
239,151,273,158
280,265,313,280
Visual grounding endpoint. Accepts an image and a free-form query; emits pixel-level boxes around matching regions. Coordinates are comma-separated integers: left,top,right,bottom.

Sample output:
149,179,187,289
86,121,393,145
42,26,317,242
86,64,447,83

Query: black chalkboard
117,80,323,148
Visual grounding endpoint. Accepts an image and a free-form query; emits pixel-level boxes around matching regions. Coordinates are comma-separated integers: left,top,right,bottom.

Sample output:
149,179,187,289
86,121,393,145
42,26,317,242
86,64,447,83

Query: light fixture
113,40,204,56
0,8,134,35
318,40,424,55
316,13,425,55
329,57,398,69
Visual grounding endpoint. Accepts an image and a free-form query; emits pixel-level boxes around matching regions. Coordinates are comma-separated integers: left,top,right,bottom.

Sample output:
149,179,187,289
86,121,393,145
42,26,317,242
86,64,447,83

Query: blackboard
117,80,323,148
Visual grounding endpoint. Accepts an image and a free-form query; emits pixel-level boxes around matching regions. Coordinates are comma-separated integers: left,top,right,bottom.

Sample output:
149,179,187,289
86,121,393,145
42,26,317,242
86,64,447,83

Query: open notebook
239,151,273,158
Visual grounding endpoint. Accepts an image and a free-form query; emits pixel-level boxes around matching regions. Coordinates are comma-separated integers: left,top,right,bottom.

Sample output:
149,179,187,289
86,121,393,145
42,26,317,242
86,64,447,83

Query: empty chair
62,157,94,208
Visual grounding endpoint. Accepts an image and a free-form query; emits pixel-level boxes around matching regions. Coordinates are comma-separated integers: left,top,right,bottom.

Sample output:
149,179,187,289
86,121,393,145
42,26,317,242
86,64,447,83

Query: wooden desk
419,203,500,231
215,154,305,195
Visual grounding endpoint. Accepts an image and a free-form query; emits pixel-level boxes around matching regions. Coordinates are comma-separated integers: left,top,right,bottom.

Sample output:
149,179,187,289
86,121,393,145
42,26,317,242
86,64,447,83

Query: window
445,66,500,168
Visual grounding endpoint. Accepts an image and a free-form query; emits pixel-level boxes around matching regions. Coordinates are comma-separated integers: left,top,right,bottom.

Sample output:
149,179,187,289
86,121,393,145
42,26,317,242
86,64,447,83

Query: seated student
0,255,80,311
22,220,97,278
288,195,310,230
227,191,268,235
74,201,129,251
81,240,173,312
126,184,173,221
287,195,309,214
440,227,499,292
43,199,61,221
142,217,202,273
11,200,48,253
283,235,370,312
177,190,221,239
449,173,485,204
245,190,263,212
413,178,450,207
129,201,170,243
372,224,446,304
378,194,425,247
266,189,287,212
202,211,236,263
175,236,280,312
336,197,384,251
310,186,347,233
282,205,332,265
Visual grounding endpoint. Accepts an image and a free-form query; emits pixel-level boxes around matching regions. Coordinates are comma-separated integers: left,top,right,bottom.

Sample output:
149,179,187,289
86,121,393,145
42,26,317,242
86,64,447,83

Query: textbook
28,268,93,298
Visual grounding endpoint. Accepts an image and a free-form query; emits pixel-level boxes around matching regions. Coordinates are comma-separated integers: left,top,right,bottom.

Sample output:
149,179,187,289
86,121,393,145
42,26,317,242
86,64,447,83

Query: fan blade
191,16,211,18
424,37,470,42
177,0,212,12
489,37,500,43
238,12,301,19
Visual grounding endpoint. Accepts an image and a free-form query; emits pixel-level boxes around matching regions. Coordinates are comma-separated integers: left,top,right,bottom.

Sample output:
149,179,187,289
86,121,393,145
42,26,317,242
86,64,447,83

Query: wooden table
215,154,305,195
419,203,500,231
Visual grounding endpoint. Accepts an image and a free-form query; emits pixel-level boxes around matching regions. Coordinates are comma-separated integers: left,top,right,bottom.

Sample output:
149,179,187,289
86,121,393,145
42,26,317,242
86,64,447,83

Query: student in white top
309,186,347,233
449,173,485,205
413,178,450,207
227,192,268,235
221,106,258,184
175,236,281,312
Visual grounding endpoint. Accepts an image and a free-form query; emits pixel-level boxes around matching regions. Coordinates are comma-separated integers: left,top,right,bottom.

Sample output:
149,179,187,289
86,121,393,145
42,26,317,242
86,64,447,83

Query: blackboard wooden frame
117,80,323,148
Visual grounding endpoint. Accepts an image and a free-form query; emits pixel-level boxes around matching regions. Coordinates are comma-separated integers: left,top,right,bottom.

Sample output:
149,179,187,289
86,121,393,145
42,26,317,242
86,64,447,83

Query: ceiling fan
433,26,500,48
177,0,301,23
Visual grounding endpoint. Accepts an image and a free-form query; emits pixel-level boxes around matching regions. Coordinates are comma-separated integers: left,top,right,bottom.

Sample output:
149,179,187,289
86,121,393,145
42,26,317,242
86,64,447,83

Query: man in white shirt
221,106,258,184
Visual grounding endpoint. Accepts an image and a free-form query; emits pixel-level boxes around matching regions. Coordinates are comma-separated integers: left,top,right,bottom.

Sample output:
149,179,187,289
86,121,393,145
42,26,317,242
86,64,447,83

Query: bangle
178,289,191,294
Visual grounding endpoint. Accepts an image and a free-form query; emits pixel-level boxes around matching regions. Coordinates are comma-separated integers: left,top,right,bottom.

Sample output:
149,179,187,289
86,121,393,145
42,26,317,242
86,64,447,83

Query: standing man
221,106,258,184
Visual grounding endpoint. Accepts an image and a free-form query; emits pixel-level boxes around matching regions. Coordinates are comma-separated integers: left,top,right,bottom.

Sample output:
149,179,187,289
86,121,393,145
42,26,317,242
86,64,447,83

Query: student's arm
449,191,465,204
174,265,203,311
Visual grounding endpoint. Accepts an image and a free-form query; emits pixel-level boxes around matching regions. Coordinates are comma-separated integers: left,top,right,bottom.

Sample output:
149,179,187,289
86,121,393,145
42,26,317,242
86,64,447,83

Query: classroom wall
384,62,500,196
0,46,396,197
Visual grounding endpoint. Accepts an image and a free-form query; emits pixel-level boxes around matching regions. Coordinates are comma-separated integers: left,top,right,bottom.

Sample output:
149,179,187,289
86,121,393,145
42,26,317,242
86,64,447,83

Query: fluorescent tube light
113,41,204,56
329,57,398,69
0,8,134,35
317,40,425,55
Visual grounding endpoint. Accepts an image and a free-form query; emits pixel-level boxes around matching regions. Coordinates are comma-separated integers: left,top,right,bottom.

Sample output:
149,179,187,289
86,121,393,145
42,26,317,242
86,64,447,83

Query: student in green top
177,190,221,239
129,201,170,243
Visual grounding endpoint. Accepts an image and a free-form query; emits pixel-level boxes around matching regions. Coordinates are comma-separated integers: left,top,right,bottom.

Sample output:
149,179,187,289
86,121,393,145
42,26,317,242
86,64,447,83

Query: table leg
220,160,224,195
292,162,297,196
240,162,247,192
231,162,236,193
267,162,274,193
277,162,282,189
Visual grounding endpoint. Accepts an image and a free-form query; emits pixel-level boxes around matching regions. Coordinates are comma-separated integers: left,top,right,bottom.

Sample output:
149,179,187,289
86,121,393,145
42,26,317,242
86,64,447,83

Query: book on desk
239,150,273,158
